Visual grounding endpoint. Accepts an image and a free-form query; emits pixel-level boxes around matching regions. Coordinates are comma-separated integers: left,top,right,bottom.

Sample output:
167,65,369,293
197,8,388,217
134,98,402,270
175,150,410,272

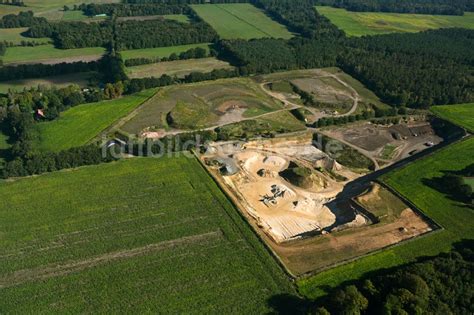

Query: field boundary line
296,133,470,282
191,151,298,282
0,230,222,289
89,88,160,144
297,227,443,281
431,109,473,134
214,4,273,38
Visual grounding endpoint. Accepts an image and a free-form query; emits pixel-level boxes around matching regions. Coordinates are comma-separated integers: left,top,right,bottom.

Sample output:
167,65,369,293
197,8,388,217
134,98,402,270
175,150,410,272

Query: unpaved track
259,72,360,118
0,230,222,289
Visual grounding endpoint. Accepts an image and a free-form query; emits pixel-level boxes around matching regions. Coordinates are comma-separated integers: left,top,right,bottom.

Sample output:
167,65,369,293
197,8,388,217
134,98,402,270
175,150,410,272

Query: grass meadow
298,135,474,299
191,3,293,39
466,178,474,189
431,103,474,133
0,72,93,94
316,6,474,36
61,10,108,21
2,45,106,65
34,89,157,152
0,28,50,45
0,0,119,20
121,43,211,60
0,156,295,313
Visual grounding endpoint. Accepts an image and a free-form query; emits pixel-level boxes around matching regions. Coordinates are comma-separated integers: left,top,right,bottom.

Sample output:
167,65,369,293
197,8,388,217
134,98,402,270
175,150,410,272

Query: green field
431,103,474,133
466,177,474,189
162,14,190,23
298,137,474,299
121,43,211,60
61,10,107,21
191,3,293,40
0,72,93,94
0,0,120,20
34,89,157,152
0,28,51,45
316,6,474,36
126,58,233,79
2,45,106,65
0,156,294,312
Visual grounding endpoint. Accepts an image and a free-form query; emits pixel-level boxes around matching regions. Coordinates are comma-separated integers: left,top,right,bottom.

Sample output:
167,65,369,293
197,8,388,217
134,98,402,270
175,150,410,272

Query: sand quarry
201,134,435,275
203,135,366,243
323,120,443,164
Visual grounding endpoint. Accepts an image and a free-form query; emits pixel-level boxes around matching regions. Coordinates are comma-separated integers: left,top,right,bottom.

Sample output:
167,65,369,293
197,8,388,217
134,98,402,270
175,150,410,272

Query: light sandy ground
203,135,363,243
272,207,432,275
200,134,435,276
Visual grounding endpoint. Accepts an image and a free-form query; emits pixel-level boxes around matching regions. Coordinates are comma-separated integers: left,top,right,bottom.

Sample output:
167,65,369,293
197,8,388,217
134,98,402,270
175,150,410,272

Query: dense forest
0,11,47,28
80,3,191,17
222,27,473,108
310,242,474,314
26,18,217,49
0,61,99,82
316,0,474,15
340,28,474,107
115,19,217,50
254,0,343,38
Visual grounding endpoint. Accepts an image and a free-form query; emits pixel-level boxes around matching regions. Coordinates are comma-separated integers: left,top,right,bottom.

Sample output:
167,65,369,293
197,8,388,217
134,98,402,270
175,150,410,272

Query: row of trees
0,0,25,6
310,242,474,314
0,61,99,82
1,144,116,179
124,46,210,67
317,0,474,15
254,0,343,38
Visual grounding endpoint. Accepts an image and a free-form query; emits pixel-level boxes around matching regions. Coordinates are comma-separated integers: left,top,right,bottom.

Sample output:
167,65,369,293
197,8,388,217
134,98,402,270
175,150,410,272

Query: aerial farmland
0,0,473,313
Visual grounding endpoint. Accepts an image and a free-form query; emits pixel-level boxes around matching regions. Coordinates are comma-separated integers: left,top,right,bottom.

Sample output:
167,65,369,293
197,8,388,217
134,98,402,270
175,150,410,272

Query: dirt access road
259,72,360,119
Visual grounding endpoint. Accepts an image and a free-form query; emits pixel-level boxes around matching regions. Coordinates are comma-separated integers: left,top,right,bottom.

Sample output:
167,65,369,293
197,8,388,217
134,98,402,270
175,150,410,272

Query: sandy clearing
273,208,432,275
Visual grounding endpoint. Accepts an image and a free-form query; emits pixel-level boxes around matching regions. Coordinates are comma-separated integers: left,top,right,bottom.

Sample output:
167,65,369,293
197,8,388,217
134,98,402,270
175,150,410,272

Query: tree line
124,46,210,67
253,0,344,38
0,0,25,6
0,61,100,82
80,3,191,17
306,241,474,314
316,0,474,15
